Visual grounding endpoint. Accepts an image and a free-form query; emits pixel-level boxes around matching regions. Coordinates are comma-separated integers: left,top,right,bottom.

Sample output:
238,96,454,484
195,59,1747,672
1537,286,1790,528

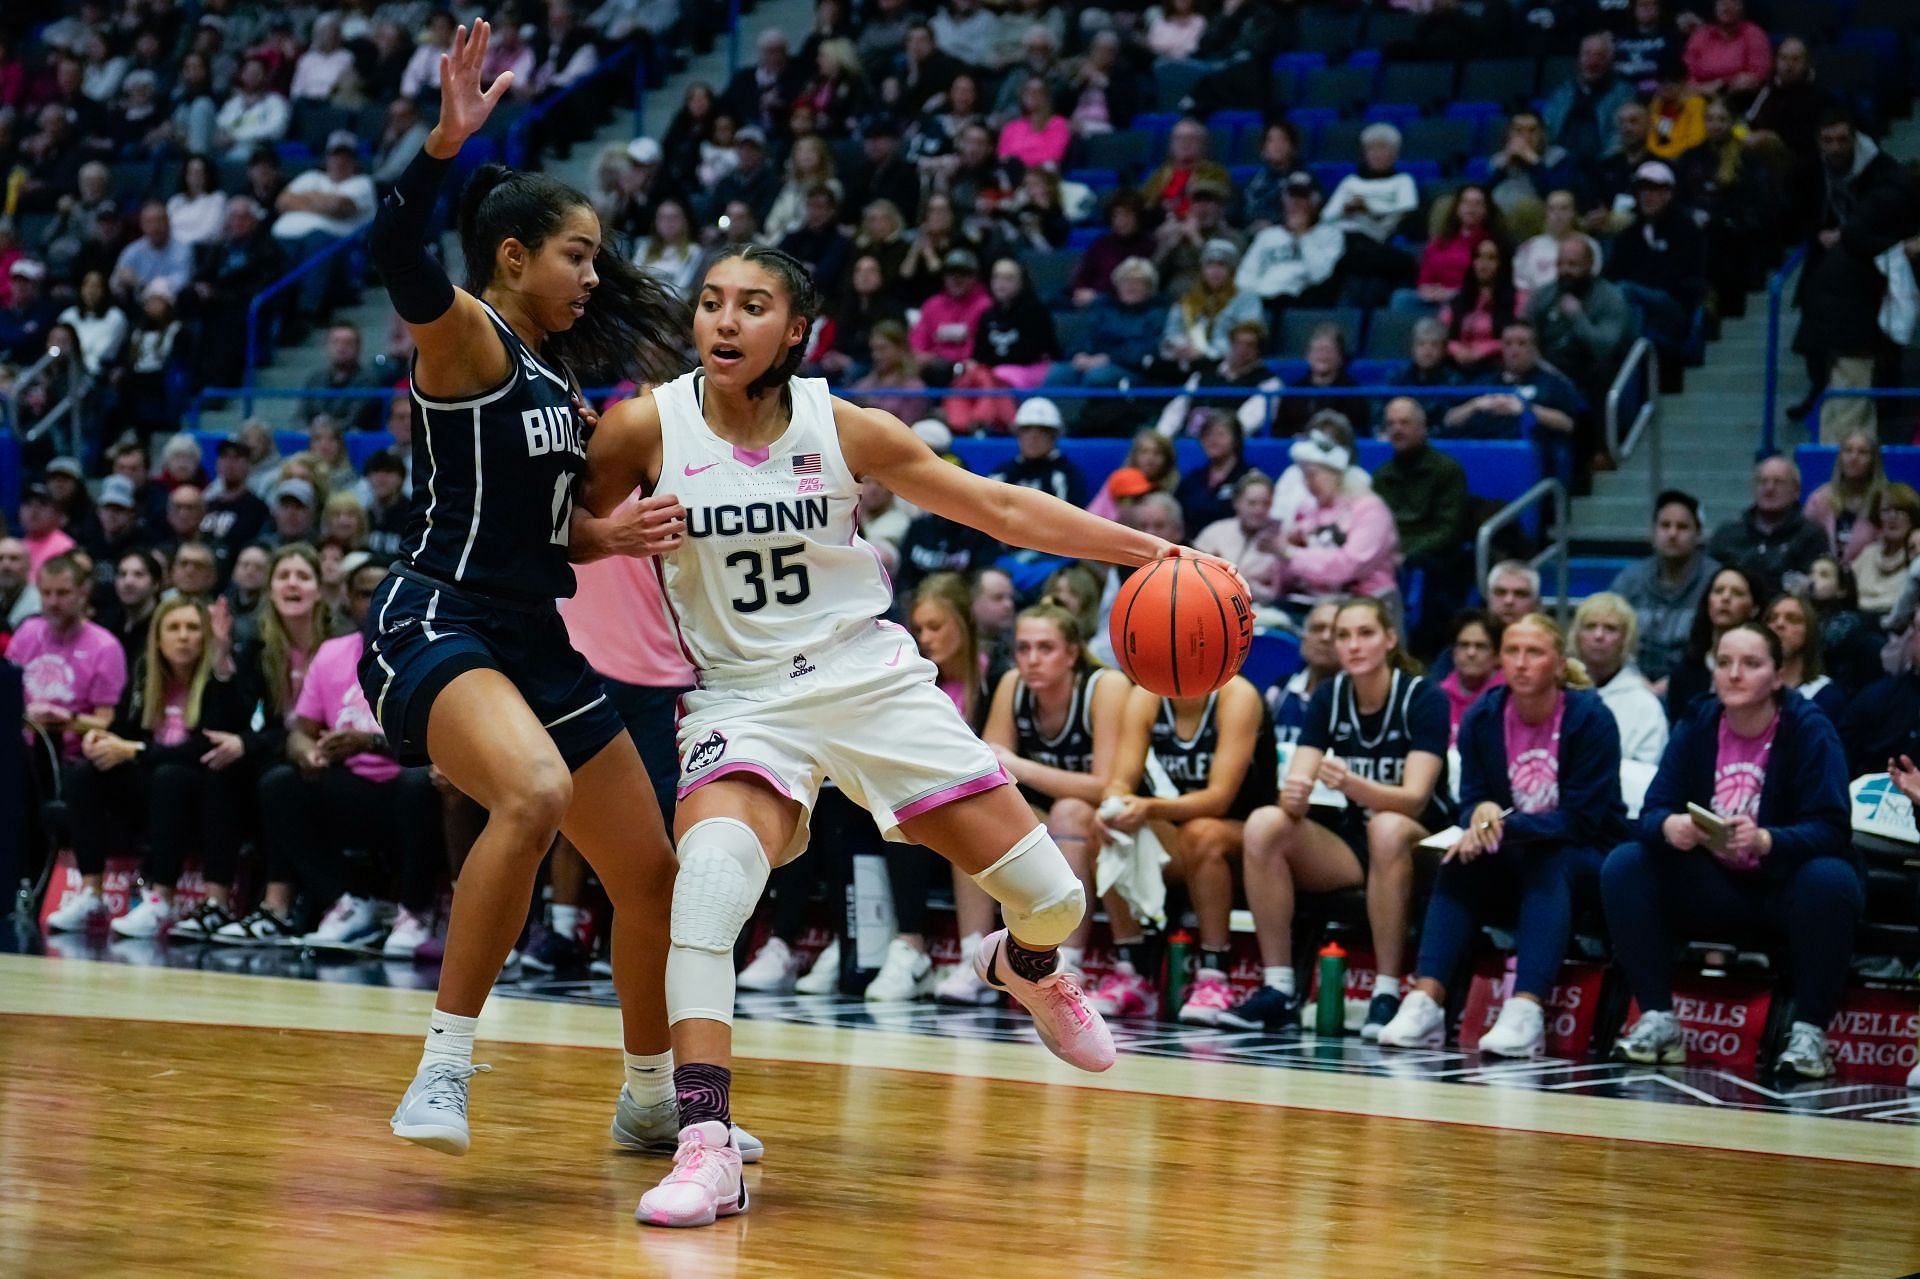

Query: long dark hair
457,163,689,385
1764,590,1826,683
1686,565,1762,663
699,242,822,400
1447,239,1520,343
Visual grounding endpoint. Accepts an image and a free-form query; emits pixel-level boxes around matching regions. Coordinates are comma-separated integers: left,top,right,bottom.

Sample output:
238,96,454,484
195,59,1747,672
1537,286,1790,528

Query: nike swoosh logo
984,948,1006,990
430,1027,443,1034
884,644,903,667
684,461,720,477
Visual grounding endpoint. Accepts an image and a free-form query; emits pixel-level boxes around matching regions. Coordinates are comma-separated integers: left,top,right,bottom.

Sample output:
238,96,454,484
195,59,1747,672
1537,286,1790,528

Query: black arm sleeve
370,146,457,325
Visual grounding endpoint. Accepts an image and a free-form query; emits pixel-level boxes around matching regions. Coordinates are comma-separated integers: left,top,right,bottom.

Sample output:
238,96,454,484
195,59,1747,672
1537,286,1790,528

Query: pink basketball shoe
974,928,1117,1072
1086,961,1157,1019
1177,968,1234,1026
635,1121,748,1229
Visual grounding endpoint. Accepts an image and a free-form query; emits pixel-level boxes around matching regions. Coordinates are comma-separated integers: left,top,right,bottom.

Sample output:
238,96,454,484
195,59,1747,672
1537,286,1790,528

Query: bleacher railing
242,227,372,414
1807,387,1918,438
1761,245,1808,456
1477,478,1570,623
503,43,650,170
5,346,87,462
1604,338,1660,499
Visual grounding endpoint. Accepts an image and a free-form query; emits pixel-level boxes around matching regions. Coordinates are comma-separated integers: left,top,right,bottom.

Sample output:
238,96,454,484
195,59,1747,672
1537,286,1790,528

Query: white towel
1878,244,1917,346
1094,752,1178,930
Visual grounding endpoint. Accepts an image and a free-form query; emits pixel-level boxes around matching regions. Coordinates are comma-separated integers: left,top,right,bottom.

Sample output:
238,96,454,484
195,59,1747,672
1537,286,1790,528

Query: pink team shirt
1712,710,1777,822
558,537,698,688
24,528,76,576
1503,690,1564,815
295,633,400,783
9,617,128,756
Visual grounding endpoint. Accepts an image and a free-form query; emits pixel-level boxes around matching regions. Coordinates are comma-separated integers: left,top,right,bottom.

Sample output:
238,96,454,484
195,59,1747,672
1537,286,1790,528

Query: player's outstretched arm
370,19,515,398
572,392,685,561
836,400,1247,592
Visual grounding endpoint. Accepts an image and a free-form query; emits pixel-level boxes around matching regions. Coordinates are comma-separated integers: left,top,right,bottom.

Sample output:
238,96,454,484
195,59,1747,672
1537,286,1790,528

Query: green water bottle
1316,941,1348,1038
1165,929,1193,1020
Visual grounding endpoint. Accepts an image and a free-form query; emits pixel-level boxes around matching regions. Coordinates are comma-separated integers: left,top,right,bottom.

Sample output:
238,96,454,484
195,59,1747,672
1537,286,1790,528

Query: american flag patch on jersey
792,453,822,474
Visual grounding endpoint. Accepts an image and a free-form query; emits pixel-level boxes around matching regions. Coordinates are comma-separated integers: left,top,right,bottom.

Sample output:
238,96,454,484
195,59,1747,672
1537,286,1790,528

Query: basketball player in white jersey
580,244,1248,1228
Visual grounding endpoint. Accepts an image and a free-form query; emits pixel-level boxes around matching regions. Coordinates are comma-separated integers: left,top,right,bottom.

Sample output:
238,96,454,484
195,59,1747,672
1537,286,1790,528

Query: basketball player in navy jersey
358,22,706,1159
579,244,1249,1227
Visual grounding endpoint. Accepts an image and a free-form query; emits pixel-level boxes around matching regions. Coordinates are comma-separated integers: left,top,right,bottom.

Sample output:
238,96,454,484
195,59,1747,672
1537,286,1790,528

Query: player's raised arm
368,19,515,397
836,399,1248,594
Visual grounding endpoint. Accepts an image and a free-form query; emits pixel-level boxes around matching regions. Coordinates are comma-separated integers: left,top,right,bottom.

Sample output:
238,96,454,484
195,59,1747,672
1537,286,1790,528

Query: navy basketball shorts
359,567,627,773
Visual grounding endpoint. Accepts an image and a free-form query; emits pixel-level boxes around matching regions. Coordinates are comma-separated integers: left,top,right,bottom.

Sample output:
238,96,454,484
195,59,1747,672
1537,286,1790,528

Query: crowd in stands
6,0,1920,1080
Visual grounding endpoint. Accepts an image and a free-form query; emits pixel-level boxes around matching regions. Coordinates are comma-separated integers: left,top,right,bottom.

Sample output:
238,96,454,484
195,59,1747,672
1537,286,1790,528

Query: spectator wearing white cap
215,55,291,162
1271,428,1401,604
1603,160,1706,359
273,133,377,324
265,478,319,548
1236,173,1345,307
596,136,670,241
0,259,60,364
988,397,1087,507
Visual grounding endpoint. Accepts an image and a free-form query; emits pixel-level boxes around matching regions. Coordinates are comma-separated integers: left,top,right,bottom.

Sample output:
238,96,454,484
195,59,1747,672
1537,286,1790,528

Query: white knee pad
971,825,1086,949
666,817,771,1027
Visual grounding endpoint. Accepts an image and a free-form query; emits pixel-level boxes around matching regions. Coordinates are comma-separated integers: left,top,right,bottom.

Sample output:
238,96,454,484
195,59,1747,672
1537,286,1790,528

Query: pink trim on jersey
648,554,707,686
892,765,1012,823
676,760,795,800
733,444,772,466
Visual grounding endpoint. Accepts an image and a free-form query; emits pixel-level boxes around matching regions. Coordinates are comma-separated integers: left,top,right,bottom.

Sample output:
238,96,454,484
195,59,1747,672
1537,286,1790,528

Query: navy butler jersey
398,300,589,603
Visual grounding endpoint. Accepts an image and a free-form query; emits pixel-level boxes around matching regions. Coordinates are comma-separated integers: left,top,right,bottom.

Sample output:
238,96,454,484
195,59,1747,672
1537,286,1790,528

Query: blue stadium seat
1052,309,1096,357
1362,9,1422,51
1797,446,1920,492
1297,8,1363,59
1399,158,1442,185
1345,49,1383,70
1278,306,1364,358
1376,63,1457,111
1313,118,1366,164
1066,225,1104,251
1299,66,1374,114
1270,52,1329,76
1347,358,1399,384
1308,161,1357,192
1286,106,1340,150
1021,249,1079,306
1155,61,1212,112
1401,117,1478,171
1462,155,1494,182
345,431,397,471
1065,167,1120,195
1079,128,1154,175
1445,99,1505,123
1228,164,1260,188
1266,359,1310,385
1771,0,1845,43
1362,103,1421,128
1131,112,1183,140
1458,57,1538,108
1539,55,1576,94
1242,630,1304,693
1363,309,1422,360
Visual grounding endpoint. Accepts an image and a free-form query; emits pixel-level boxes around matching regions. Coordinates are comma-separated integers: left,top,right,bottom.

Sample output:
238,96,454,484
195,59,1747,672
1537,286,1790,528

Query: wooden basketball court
4,952,1919,1278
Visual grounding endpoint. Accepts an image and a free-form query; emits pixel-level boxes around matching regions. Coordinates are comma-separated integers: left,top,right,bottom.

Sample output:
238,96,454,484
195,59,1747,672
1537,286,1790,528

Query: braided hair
699,243,821,400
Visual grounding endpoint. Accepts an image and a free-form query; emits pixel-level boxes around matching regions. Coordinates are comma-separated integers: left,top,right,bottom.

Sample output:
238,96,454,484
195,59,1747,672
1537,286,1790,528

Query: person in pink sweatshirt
1271,429,1401,601
910,247,992,375
1682,0,1772,104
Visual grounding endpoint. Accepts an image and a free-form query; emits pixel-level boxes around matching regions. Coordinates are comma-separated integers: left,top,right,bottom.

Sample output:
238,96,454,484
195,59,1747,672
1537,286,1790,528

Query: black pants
257,763,441,914
770,787,938,942
67,760,248,888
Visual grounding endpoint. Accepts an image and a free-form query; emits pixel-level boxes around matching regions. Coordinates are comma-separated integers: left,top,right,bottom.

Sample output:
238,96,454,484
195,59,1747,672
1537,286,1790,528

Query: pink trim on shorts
676,761,795,800
892,766,1012,823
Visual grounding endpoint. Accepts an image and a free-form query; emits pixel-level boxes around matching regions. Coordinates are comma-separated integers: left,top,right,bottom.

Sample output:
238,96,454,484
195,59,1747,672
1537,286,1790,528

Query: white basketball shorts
675,620,1009,861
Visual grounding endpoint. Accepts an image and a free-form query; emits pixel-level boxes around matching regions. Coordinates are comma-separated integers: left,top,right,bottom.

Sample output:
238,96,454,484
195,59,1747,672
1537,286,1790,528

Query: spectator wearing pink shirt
910,248,993,374
1271,431,1402,603
19,484,76,576
259,559,440,953
1682,0,1772,105
997,77,1071,171
1415,184,1503,304
50,596,257,937
10,554,127,759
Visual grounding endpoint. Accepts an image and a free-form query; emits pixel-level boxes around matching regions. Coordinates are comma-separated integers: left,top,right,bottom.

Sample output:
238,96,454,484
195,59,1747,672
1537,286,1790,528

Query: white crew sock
1373,974,1402,1000
958,931,984,963
624,1049,674,1107
1264,966,1296,995
551,904,587,942
421,1008,478,1071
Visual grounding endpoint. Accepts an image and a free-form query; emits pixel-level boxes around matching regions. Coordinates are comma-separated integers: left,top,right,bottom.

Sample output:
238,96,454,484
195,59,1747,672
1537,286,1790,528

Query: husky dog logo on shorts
686,730,727,773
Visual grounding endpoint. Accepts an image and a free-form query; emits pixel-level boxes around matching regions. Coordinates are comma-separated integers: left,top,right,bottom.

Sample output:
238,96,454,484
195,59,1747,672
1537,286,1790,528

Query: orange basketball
1108,557,1254,698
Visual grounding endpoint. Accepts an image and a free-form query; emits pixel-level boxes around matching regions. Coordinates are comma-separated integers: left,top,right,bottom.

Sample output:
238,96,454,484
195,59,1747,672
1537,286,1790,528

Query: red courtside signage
1459,958,1608,1058
1624,976,1773,1072
1825,984,1920,1086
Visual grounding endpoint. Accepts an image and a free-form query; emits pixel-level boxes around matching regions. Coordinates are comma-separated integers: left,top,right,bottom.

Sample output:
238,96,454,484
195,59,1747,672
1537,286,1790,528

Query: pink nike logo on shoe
684,461,720,477
885,644,903,667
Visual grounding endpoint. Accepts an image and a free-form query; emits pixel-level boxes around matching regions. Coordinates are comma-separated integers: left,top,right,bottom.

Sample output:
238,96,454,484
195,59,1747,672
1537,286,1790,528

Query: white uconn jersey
652,372,892,685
